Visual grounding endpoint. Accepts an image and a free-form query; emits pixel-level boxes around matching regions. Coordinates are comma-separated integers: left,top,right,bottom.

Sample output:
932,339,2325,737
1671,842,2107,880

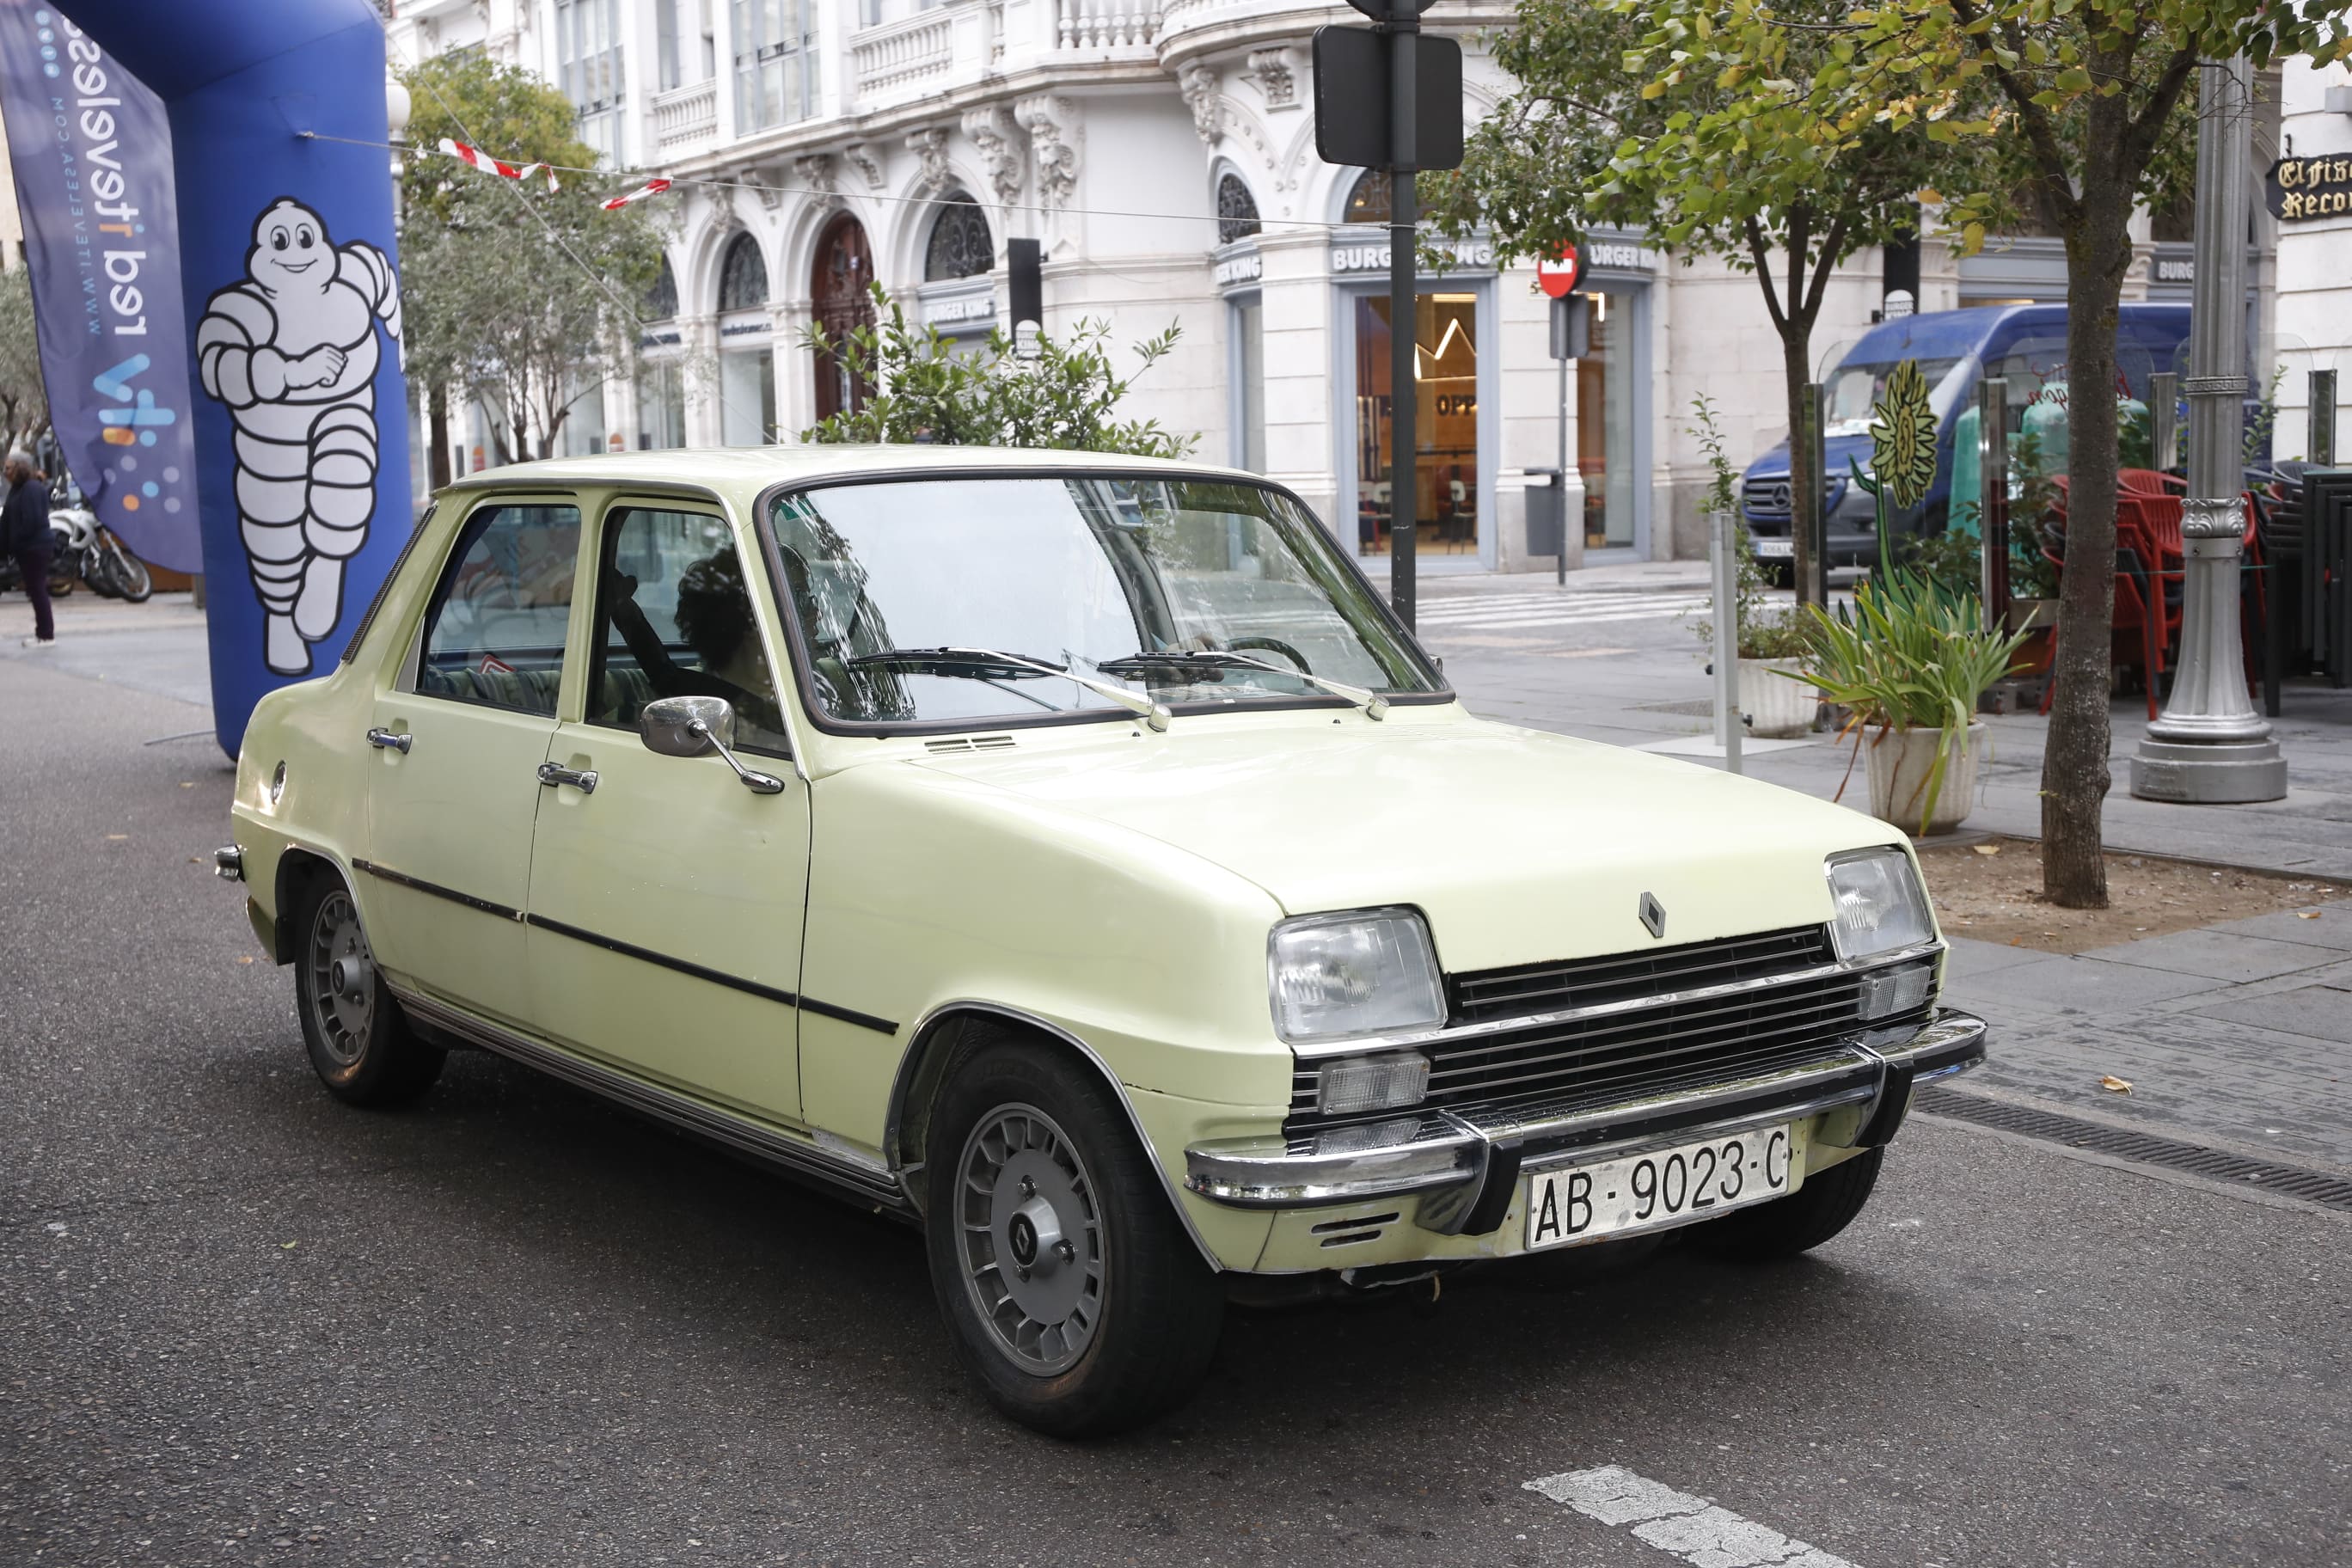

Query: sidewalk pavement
1943,910,2352,1168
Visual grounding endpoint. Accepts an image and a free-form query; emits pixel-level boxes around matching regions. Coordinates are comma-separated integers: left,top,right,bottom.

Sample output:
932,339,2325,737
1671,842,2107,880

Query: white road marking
1525,1466,1861,1568
1418,599,1709,625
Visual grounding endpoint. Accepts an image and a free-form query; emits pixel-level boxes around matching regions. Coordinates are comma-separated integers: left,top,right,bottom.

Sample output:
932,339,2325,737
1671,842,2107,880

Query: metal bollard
1710,507,1743,775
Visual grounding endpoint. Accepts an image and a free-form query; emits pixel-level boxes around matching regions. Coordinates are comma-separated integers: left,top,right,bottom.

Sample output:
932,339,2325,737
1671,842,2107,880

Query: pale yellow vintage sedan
219,447,1982,1435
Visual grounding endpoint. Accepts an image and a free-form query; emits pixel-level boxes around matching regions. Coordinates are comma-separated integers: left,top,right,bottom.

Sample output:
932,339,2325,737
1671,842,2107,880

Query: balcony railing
651,78,719,154
851,9,959,105
1057,0,1161,50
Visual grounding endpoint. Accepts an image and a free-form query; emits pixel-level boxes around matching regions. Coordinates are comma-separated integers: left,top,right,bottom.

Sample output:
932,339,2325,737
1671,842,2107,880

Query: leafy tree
395,54,662,478
1634,1,2350,908
0,266,50,451
1426,0,1991,607
800,287,1193,458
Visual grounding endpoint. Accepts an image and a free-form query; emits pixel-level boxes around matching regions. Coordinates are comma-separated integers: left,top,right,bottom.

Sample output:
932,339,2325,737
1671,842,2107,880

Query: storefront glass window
1353,293,1479,555
721,348,776,445
1576,290,1636,550
1233,294,1265,473
638,361,687,450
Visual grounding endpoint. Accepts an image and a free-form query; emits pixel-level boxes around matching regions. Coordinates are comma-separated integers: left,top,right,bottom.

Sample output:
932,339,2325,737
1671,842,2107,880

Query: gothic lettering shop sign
2267,155,2352,221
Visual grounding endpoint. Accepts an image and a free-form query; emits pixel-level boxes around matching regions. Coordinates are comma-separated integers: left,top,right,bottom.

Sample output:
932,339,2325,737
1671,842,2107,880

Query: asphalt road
4,642,2350,1568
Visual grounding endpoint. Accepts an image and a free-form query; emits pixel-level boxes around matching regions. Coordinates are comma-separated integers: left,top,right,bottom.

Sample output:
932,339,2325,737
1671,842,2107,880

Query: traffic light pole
1387,0,1418,633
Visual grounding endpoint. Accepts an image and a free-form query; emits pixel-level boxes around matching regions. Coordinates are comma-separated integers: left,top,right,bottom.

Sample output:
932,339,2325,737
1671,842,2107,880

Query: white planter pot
1865,721,1985,836
1738,658,1816,738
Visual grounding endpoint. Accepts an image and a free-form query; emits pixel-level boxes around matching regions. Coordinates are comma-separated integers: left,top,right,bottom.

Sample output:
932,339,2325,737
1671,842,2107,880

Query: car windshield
1822,357,1965,438
765,475,1445,728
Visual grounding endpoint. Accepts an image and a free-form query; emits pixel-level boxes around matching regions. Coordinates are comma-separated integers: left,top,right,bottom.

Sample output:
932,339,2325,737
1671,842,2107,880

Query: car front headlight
1826,848,1936,960
1269,909,1445,1045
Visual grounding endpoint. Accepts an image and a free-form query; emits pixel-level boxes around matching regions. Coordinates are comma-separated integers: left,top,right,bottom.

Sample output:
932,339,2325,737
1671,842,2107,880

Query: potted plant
1792,572,2032,835
1689,396,1816,738
1793,362,2031,835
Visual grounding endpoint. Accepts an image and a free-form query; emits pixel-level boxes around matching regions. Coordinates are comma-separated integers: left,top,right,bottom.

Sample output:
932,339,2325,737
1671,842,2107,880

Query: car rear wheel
924,1038,1224,1437
292,873,444,1107
1688,1146,1883,1262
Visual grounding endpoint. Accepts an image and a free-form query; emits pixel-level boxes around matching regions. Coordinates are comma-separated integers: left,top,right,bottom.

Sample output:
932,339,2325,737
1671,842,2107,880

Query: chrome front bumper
1184,1009,1985,1231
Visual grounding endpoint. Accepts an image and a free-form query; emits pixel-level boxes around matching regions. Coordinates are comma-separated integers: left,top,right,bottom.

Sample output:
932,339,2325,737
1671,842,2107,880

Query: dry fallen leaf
104,834,128,842
236,956,254,965
2296,910,2322,920
1973,844,2000,856
2099,1075,2134,1094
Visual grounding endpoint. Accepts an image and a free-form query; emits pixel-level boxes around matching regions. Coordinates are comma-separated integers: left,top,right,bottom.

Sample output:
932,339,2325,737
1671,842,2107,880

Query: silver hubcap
956,1104,1104,1375
306,891,375,1066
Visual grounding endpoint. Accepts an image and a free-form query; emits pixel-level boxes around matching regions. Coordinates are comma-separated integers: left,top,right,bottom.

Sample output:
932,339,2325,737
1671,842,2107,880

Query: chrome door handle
366,727,412,754
536,762,598,794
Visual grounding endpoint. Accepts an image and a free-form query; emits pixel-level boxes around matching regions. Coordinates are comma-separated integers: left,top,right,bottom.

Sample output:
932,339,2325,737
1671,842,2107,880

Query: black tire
924,1037,1225,1437
85,548,125,598
1688,1146,1883,1262
109,545,152,603
291,872,444,1107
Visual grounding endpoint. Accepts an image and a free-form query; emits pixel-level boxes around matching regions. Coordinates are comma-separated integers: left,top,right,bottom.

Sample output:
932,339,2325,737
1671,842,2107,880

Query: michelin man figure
199,198,402,676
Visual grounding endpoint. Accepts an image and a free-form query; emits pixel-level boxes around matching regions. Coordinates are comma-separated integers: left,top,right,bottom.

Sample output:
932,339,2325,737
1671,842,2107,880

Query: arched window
1344,168,1391,224
644,254,678,319
812,213,876,420
1216,173,1260,246
924,192,995,281
719,231,769,312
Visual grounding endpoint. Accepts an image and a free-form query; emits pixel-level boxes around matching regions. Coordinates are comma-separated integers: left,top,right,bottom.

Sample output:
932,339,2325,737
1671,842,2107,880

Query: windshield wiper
1093,650,1388,720
851,646,1172,732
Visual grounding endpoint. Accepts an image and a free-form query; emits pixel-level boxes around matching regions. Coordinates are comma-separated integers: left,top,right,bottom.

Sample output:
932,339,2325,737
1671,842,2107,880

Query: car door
363,494,586,1029
523,499,812,1124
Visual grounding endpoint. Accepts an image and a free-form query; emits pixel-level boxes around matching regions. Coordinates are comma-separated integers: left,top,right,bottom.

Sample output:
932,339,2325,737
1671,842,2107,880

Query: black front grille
1449,925,1834,1024
1289,928,1925,1131
1743,475,1794,520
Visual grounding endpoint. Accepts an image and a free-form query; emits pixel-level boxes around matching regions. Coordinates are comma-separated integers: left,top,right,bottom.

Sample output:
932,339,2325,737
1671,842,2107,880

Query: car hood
908,714,1905,972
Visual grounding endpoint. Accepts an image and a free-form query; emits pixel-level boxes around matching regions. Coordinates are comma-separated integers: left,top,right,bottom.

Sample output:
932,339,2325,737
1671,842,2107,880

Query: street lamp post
2129,56,2288,804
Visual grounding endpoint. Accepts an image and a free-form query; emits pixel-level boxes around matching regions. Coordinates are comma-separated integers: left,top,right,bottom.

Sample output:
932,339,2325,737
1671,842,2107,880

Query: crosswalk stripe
1418,596,1711,621
1418,604,1707,631
1526,1467,1862,1568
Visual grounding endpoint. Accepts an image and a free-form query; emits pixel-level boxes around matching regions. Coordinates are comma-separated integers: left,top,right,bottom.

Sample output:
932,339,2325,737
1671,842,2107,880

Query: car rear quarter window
412,500,583,717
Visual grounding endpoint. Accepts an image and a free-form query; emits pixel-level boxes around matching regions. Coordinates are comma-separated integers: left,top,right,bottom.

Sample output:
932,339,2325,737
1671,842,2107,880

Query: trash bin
1523,467,1565,559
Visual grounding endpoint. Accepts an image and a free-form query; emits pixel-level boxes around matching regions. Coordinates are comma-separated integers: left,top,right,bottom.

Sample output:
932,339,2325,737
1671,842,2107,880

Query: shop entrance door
1576,289,1638,551
1353,292,1481,558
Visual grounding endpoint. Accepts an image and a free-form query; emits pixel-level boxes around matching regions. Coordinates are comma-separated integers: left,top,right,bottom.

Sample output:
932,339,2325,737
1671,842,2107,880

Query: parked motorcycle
0,479,152,602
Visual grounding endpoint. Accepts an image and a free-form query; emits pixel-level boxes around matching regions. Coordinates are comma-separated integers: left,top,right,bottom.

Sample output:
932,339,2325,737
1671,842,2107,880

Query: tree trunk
1781,331,1816,608
428,381,452,490
2040,162,2139,910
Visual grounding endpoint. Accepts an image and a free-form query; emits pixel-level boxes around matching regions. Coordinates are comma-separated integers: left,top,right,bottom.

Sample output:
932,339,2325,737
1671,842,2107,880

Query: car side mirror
640,695,786,795
641,694,733,757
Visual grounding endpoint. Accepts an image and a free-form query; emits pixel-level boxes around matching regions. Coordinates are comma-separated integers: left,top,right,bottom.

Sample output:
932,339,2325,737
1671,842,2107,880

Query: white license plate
1523,1124,1803,1251
1751,536,1795,558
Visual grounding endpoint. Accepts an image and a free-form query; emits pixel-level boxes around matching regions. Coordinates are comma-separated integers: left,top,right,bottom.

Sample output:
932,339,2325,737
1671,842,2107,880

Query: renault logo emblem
1638,892,1667,940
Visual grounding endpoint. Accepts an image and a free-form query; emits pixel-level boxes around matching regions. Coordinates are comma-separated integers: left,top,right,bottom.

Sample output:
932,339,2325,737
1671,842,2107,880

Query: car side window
588,506,792,756
412,500,582,717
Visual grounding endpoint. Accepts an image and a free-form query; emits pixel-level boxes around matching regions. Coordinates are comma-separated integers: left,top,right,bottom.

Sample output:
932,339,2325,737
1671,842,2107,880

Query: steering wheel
1228,636,1311,673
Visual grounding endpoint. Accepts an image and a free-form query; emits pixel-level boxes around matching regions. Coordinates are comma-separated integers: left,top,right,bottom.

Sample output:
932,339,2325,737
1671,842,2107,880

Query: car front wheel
1688,1145,1883,1262
292,873,444,1107
924,1038,1224,1437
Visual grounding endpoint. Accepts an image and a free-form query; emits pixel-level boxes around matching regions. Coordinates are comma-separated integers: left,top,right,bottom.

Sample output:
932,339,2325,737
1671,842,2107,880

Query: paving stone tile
2078,928,2345,983
2188,983,2352,1045
1941,935,2049,983
2203,907,2352,952
1952,952,2233,1014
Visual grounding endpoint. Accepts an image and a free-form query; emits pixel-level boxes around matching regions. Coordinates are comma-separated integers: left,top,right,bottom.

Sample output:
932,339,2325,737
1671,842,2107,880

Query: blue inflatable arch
66,0,410,756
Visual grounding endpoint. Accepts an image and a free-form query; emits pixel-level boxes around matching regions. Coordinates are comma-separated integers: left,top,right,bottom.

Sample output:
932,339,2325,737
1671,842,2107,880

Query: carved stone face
250,199,333,299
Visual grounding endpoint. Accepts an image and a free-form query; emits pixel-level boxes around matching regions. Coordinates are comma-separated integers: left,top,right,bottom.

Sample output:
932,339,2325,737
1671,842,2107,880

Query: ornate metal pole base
2130,499,2287,803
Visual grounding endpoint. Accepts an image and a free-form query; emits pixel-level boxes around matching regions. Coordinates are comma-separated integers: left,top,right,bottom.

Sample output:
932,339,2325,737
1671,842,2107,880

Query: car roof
1839,302,2192,366
434,444,1261,509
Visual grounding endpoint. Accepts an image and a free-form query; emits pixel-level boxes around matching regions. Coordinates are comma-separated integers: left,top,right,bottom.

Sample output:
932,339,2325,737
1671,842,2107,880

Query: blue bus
1737,303,2194,579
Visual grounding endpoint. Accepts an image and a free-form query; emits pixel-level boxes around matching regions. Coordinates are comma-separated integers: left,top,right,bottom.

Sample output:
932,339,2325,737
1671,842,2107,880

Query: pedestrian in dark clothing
3,449,55,647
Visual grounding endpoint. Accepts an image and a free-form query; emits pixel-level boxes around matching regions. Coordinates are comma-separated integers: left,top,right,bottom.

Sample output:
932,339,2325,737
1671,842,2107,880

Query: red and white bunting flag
602,177,674,210
437,138,559,192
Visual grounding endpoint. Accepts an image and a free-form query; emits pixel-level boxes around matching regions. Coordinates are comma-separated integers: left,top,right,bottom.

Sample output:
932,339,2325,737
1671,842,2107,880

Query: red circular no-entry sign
1538,243,1582,297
